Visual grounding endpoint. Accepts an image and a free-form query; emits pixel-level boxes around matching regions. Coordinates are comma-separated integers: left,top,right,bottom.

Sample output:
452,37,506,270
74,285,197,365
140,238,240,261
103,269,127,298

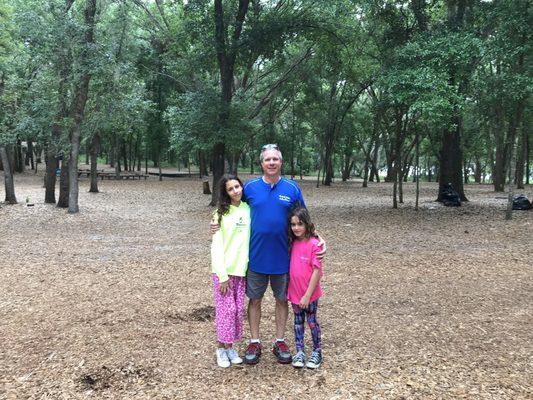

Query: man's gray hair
260,143,283,163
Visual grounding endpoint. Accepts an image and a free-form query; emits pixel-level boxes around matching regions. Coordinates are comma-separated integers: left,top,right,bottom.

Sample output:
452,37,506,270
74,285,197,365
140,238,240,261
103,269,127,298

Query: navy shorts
246,270,288,301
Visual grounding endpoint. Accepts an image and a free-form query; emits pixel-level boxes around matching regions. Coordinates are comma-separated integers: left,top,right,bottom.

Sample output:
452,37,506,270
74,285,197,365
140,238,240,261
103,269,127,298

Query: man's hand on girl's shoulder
210,221,220,234
315,233,326,260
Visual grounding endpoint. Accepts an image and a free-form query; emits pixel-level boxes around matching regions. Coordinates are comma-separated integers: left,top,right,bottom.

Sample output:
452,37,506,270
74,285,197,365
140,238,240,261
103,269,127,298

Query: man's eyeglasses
262,144,279,150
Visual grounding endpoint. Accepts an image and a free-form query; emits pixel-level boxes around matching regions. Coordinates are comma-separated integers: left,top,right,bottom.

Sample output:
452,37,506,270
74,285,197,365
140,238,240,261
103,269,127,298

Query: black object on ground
512,194,532,210
440,183,461,207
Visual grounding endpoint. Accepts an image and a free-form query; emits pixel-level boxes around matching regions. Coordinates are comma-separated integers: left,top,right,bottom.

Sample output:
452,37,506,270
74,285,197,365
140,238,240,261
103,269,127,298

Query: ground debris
1,172,532,399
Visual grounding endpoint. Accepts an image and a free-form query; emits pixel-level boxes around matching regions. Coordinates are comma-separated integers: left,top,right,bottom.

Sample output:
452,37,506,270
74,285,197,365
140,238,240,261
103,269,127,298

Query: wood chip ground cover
1,171,531,399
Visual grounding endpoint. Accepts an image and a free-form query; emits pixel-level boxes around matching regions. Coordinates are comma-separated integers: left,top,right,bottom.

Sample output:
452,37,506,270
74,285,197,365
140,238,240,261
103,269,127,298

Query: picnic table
77,169,149,180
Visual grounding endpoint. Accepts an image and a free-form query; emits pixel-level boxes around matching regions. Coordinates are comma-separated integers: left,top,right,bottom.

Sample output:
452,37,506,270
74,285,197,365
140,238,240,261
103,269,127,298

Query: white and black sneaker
292,350,306,368
305,350,322,369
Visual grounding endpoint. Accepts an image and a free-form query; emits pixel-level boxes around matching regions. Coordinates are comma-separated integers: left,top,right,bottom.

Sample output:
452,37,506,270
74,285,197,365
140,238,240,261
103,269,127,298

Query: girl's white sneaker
305,350,322,369
216,348,230,368
292,350,306,368
226,348,243,365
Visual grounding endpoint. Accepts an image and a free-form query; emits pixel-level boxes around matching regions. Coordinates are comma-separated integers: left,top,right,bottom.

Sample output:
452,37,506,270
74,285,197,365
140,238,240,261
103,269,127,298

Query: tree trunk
122,139,128,172
514,119,527,190
134,135,140,172
393,106,404,207
25,143,30,166
505,135,517,220
362,157,369,188
474,157,482,183
68,130,81,213
323,125,335,186
492,103,506,191
385,155,395,182
158,151,162,181
0,145,17,204
34,144,42,164
115,147,121,178
45,151,58,204
438,119,467,202
341,152,354,182
89,133,100,193
27,140,35,170
250,152,254,175
369,113,381,182
14,139,24,173
427,155,432,182
398,166,404,204
526,128,530,185
57,159,69,208
199,150,208,178
129,136,134,172
85,141,89,165
211,142,225,203
203,177,211,195
415,131,420,211
323,81,339,187
109,143,115,168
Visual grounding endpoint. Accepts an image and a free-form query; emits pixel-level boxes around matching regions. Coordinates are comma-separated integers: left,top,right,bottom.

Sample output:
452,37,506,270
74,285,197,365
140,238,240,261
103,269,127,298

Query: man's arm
315,232,326,260
210,220,220,234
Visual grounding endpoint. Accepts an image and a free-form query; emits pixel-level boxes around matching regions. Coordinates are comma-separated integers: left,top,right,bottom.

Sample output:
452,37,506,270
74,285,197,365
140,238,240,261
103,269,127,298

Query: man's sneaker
226,348,243,365
216,348,230,368
272,340,292,364
305,350,322,369
244,342,262,365
292,350,306,368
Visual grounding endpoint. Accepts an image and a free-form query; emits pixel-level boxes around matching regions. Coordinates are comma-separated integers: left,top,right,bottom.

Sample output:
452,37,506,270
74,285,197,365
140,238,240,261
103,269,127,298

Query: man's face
261,149,282,178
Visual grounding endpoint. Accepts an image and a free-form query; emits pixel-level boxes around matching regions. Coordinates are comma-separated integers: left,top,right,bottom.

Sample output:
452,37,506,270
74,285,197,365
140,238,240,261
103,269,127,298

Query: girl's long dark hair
216,174,243,224
288,206,316,244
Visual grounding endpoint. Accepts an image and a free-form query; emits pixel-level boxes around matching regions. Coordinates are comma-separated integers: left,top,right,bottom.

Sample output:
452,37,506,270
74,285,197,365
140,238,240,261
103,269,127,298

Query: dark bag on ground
440,183,461,207
512,195,532,210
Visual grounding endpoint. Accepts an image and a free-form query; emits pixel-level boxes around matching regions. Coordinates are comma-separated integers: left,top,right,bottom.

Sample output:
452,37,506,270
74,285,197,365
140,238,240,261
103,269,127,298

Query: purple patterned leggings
212,275,246,344
292,300,321,351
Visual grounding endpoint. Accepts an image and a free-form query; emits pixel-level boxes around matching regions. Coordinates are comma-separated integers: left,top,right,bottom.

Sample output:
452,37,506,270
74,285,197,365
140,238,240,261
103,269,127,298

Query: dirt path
1,172,532,399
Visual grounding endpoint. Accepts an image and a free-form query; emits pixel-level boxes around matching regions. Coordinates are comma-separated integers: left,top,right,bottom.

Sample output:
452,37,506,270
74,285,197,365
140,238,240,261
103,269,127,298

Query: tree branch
248,46,312,119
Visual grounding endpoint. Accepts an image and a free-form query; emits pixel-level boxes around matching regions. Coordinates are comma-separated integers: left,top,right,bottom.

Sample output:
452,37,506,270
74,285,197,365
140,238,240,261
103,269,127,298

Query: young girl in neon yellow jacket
211,175,250,368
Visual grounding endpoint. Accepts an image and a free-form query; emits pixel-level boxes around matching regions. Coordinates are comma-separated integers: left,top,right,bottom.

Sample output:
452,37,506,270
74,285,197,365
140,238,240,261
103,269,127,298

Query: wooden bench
96,172,149,180
77,169,104,178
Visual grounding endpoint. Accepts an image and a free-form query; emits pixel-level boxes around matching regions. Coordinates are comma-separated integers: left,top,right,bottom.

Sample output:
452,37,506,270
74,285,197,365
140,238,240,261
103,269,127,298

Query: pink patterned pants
212,274,246,344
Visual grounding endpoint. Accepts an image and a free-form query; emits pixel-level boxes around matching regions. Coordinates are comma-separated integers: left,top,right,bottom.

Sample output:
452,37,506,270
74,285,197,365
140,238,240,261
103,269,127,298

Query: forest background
0,0,531,212
1,1,532,399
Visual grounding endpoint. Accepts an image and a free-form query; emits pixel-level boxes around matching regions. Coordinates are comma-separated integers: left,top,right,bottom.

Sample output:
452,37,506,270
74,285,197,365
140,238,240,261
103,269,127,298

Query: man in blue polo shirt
210,144,324,365
242,144,306,365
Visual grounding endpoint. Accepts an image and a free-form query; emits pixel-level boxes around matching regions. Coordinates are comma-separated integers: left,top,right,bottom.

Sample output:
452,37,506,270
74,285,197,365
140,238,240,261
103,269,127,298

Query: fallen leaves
0,172,532,399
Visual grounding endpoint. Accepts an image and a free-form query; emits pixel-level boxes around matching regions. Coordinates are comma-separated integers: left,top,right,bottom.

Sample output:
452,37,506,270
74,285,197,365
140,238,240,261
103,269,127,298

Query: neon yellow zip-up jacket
211,202,250,282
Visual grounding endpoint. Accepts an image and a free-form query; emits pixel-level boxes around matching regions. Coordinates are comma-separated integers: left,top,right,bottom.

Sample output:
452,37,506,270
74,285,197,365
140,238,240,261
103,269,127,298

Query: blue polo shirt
243,177,306,275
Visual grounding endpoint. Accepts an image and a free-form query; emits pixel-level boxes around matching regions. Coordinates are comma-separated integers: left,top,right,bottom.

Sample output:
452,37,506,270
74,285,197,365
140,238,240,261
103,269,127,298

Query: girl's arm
211,230,231,295
300,268,321,309
211,212,230,295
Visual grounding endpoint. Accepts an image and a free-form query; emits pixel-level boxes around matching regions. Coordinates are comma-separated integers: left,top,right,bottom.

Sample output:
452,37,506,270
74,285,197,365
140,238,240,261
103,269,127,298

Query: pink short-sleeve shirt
287,237,323,304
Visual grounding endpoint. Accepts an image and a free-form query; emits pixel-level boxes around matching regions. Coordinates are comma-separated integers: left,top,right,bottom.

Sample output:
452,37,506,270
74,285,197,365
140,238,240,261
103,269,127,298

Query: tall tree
211,0,250,205
66,0,97,213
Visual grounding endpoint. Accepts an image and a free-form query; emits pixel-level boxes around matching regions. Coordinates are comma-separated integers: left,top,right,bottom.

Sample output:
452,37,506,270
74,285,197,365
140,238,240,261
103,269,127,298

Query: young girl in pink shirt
287,207,323,369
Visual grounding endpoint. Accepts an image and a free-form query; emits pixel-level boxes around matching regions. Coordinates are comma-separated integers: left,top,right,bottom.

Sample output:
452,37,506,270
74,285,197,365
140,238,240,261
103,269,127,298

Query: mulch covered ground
1,170,532,399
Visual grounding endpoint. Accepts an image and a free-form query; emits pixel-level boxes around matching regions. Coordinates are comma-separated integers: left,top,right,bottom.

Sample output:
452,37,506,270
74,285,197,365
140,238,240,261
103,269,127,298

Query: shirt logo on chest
278,195,291,202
